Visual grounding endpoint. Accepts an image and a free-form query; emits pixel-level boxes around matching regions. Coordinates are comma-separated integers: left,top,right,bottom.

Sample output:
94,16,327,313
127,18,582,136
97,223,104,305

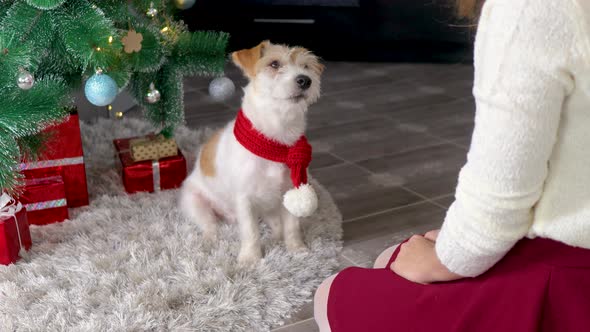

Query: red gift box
19,113,89,207
0,195,32,266
114,136,187,194
19,175,69,226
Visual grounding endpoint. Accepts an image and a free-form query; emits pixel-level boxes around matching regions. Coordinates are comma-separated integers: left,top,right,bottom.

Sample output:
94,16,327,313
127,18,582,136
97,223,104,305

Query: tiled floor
180,61,474,331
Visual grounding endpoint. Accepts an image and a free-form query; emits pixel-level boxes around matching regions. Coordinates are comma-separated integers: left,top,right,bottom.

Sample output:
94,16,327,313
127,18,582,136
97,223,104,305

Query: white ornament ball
283,184,318,218
17,70,35,90
174,0,196,9
208,76,235,101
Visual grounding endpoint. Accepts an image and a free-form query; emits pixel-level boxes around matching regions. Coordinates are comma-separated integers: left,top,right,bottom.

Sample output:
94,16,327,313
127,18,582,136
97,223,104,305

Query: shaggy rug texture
0,118,343,332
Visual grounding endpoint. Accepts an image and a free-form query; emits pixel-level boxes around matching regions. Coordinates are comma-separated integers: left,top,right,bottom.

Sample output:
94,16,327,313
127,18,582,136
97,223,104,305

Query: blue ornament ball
85,72,118,106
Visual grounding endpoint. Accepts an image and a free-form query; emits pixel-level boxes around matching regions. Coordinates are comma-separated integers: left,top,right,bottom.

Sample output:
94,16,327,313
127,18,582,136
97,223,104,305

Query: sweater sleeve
435,0,576,277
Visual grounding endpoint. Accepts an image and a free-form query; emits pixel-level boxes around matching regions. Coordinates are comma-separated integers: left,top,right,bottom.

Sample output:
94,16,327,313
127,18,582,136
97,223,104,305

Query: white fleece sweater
435,0,590,277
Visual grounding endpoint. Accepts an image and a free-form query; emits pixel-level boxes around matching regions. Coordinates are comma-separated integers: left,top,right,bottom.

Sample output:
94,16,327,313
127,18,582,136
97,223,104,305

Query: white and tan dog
180,41,324,265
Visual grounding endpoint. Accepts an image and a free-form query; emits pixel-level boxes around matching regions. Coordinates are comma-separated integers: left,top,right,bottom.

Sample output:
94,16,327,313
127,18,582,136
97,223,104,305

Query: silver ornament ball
209,77,235,101
174,0,196,9
146,2,158,17
146,83,161,104
17,70,35,90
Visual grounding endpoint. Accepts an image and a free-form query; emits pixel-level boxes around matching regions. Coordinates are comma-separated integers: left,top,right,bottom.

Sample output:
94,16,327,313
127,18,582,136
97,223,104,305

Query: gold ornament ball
174,0,196,10
115,111,124,119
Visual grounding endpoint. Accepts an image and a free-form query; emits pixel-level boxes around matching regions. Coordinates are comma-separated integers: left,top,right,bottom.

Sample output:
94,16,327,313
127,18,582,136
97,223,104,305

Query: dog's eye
304,64,309,70
269,61,281,69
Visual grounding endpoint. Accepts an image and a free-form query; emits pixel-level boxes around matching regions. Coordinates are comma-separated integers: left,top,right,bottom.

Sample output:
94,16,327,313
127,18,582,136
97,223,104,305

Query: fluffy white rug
0,118,342,332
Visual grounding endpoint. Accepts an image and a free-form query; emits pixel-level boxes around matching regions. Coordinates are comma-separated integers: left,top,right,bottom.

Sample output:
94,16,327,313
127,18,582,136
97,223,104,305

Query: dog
180,41,324,265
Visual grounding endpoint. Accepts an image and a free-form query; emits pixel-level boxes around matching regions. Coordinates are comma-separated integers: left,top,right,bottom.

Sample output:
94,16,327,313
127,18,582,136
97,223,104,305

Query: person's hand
424,229,440,241
390,232,464,284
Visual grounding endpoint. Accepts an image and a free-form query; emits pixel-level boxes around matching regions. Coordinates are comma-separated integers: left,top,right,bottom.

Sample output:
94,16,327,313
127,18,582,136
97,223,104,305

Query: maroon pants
328,238,590,331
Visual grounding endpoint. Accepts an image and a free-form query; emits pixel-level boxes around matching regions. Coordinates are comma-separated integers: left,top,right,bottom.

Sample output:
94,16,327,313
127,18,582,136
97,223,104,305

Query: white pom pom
283,184,318,218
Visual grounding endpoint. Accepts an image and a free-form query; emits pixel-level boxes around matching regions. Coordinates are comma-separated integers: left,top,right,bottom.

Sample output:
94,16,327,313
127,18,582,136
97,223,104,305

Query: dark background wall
179,0,474,62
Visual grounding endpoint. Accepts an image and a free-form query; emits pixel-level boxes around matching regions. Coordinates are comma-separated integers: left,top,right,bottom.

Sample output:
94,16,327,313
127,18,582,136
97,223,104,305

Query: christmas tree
0,0,229,192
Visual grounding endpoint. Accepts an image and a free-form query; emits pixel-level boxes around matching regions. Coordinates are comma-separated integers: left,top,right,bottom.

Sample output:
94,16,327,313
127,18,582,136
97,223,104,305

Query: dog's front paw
238,247,263,266
202,230,218,244
286,240,308,253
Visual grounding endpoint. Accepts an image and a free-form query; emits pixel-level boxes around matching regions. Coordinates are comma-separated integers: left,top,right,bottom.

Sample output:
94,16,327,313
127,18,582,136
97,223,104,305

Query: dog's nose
296,75,312,90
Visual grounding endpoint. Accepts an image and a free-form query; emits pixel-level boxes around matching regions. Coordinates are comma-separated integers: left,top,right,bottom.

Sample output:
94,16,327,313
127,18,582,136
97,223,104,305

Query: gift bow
0,193,26,257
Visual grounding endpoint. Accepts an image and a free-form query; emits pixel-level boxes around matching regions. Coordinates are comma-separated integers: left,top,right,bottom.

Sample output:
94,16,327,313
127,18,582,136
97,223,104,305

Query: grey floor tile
442,79,474,99
370,93,458,115
408,63,473,85
386,97,476,142
342,202,445,267
307,98,383,131
310,163,370,199
309,118,441,163
402,65,473,99
310,152,344,170
311,164,424,221
325,78,424,108
451,135,472,150
323,74,399,97
338,185,424,223
320,62,402,96
433,195,455,209
307,117,398,144
307,115,445,164
357,143,466,198
277,302,315,328
340,247,377,268
272,318,319,332
405,174,461,200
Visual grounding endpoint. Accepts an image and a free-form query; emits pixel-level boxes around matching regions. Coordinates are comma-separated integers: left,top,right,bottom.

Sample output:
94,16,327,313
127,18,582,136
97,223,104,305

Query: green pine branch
0,135,21,193
172,31,229,76
0,77,69,138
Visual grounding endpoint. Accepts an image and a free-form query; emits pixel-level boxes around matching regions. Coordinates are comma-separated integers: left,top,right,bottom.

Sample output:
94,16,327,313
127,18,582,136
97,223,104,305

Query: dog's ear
316,63,325,75
231,41,270,78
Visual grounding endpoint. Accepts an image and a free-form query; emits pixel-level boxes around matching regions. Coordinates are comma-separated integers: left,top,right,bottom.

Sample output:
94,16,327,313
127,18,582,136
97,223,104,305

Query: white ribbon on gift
152,160,161,192
18,156,84,170
0,193,26,257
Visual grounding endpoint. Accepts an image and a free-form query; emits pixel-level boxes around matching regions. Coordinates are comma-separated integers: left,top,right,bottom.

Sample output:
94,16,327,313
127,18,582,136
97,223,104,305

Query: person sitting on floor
314,0,590,330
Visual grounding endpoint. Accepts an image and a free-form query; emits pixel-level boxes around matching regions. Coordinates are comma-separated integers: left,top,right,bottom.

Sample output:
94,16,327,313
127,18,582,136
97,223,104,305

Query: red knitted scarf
233,109,312,188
